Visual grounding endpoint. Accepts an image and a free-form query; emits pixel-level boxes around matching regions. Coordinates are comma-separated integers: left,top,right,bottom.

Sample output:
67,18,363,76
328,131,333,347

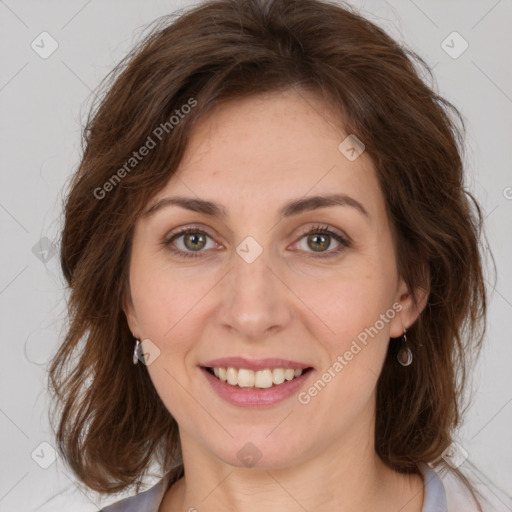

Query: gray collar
419,462,448,512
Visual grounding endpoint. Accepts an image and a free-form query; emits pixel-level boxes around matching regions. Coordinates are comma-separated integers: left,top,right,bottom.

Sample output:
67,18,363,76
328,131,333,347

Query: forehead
154,89,384,220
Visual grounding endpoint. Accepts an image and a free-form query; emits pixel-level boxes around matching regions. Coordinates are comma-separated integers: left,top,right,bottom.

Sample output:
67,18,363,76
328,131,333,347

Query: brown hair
48,0,488,503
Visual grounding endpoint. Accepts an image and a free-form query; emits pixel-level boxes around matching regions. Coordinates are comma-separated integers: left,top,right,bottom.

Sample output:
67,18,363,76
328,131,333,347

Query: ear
122,283,141,338
389,269,430,338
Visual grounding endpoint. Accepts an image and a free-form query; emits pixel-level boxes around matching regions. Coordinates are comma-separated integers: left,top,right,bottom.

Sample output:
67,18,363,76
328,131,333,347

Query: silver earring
397,328,413,366
133,338,142,365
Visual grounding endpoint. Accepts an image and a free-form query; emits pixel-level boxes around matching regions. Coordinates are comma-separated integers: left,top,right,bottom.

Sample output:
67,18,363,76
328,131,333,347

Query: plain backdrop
0,0,511,510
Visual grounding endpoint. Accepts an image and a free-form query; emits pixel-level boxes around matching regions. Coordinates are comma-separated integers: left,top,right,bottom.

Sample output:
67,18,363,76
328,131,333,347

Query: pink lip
200,367,314,407
201,357,312,371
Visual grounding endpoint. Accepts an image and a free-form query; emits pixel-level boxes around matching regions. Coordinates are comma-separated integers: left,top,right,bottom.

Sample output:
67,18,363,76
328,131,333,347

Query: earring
397,328,413,366
132,338,142,365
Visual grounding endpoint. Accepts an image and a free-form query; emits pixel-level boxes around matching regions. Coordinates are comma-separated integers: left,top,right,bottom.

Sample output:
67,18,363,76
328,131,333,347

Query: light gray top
101,463,447,511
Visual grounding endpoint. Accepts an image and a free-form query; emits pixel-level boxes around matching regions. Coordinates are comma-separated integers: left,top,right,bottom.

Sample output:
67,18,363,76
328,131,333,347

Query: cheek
298,265,396,343
296,274,395,434
129,257,204,422
291,254,397,397
128,247,205,340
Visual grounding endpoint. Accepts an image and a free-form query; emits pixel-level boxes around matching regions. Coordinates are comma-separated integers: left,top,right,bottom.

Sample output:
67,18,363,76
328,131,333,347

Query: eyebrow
144,193,369,219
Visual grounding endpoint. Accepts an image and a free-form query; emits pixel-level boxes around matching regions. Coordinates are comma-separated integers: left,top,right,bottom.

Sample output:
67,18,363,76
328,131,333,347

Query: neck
160,422,424,512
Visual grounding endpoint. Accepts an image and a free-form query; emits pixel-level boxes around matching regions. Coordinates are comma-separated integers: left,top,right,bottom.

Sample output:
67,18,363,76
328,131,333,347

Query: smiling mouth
203,366,313,389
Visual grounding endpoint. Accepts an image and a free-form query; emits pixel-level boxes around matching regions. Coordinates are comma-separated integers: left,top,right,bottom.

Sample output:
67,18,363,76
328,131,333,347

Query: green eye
164,228,215,258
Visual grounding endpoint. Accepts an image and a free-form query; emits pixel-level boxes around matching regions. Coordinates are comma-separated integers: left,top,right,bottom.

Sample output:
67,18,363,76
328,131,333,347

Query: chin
212,434,308,470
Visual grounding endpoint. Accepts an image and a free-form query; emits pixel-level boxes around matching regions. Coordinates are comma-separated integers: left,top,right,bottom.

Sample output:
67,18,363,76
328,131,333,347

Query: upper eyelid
165,224,222,244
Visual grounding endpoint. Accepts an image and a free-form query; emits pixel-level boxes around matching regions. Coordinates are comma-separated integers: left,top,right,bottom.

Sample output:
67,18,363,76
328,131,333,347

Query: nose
216,249,293,341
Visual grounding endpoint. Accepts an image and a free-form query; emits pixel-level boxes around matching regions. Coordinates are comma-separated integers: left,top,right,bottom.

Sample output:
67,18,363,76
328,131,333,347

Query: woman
48,0,497,510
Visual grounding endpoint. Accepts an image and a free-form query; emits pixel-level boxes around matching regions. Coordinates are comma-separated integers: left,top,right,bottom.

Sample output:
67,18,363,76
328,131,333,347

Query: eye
163,227,219,258
293,224,351,258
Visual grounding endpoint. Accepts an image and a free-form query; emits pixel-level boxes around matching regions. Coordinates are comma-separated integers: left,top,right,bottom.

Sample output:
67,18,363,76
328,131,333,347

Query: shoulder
430,462,512,512
100,479,166,512
101,466,183,512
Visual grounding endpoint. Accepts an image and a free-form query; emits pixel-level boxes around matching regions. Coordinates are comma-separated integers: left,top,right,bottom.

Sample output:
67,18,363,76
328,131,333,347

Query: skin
123,88,429,512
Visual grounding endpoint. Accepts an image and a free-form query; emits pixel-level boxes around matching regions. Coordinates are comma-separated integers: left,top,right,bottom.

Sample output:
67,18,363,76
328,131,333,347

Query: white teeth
254,369,273,388
209,366,307,388
272,368,285,384
237,368,255,387
226,367,238,386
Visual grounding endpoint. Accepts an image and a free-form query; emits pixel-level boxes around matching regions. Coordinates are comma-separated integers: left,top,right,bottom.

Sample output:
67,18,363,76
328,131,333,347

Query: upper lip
201,357,313,371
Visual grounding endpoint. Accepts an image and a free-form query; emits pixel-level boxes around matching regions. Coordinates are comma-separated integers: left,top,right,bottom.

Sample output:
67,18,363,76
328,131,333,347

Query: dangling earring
397,328,413,366
132,337,142,365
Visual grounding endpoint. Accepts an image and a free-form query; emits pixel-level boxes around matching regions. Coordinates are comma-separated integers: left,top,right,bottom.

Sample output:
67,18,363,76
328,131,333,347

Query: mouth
201,365,314,389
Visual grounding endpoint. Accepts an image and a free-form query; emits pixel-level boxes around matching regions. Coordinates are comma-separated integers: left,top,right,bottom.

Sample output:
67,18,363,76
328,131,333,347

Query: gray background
0,0,511,510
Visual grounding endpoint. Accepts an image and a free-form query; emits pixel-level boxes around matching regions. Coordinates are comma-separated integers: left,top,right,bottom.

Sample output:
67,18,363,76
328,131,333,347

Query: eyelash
162,224,351,260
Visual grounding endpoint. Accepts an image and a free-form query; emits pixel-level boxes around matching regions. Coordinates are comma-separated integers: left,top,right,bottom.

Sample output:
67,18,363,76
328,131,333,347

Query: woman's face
124,89,422,469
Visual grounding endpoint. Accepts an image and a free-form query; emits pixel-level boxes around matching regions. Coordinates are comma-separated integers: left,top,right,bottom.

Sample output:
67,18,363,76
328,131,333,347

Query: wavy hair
48,0,488,505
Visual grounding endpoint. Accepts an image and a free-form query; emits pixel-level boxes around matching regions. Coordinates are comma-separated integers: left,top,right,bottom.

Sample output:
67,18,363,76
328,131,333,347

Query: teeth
238,368,255,387
254,369,273,388
272,368,285,384
285,369,295,381
226,367,238,386
210,367,305,388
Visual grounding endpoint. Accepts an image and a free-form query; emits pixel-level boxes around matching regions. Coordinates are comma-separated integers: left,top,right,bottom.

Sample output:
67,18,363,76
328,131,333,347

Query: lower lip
200,367,313,407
